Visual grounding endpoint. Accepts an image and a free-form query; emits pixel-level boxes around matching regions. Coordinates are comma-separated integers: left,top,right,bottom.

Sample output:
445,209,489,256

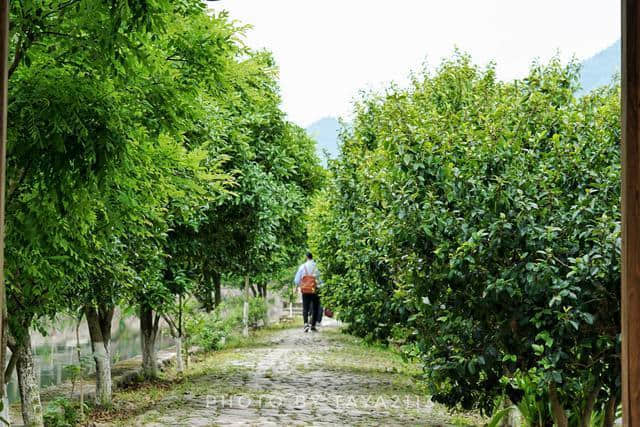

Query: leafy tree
4,0,230,415
1,0,322,420
309,54,621,426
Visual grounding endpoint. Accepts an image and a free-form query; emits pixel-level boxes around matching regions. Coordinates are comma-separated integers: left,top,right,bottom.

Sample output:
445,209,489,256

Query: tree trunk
173,294,184,373
603,396,618,427
580,381,601,427
243,276,249,337
85,305,114,406
175,336,184,372
260,285,269,327
16,332,43,427
497,398,520,427
549,382,568,427
249,283,257,297
1,383,9,427
213,272,221,308
162,297,185,374
201,289,214,313
140,303,159,378
75,319,84,420
1,302,7,424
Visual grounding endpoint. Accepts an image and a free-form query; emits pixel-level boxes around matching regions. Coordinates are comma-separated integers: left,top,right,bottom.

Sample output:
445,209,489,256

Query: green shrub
43,398,84,427
248,297,267,325
186,296,269,351
185,308,229,352
198,314,230,351
308,53,620,420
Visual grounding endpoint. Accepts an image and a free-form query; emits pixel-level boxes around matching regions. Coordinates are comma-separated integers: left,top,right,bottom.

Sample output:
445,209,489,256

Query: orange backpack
300,265,317,294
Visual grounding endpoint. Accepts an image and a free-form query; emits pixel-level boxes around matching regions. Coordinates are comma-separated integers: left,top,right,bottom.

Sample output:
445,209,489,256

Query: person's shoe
311,326,318,332
304,324,310,333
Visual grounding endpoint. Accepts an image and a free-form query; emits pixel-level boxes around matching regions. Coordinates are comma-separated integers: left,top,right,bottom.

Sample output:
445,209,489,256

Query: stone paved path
119,320,472,426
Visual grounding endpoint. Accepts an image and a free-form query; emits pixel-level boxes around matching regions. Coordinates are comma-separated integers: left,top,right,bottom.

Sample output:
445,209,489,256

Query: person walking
294,252,322,332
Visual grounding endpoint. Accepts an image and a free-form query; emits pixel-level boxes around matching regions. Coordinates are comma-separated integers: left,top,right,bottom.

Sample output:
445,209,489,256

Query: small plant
43,398,86,427
186,310,230,352
63,364,82,398
248,297,267,326
185,296,269,353
198,314,230,351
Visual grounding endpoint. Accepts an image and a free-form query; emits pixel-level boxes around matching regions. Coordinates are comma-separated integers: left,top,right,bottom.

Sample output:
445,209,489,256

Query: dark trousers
316,298,323,323
302,293,320,326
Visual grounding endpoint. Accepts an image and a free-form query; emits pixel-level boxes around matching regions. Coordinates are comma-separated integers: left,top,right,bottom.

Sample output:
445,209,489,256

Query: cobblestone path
117,320,477,426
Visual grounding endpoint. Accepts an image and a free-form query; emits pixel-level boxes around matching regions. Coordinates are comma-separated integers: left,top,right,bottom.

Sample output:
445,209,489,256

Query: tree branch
7,163,30,203
161,314,177,337
42,0,82,19
153,312,160,337
4,350,17,383
8,37,24,78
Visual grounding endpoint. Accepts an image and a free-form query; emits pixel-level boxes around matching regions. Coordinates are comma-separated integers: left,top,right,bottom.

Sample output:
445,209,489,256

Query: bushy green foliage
189,312,229,352
309,53,620,420
43,398,85,427
3,0,323,420
248,297,268,326
186,296,269,351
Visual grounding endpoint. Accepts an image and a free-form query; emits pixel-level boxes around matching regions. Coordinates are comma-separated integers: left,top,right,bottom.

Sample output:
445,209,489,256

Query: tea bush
309,54,620,424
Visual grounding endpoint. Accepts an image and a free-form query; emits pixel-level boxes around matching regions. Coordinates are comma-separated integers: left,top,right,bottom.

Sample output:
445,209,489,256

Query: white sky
209,1,620,127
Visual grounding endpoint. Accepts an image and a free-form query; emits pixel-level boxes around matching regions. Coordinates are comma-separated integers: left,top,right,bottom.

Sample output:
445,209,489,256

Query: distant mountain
579,39,620,93
304,44,618,158
306,117,340,161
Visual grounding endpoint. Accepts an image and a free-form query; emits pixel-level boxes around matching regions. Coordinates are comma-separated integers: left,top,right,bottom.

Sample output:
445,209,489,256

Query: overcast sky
209,1,620,127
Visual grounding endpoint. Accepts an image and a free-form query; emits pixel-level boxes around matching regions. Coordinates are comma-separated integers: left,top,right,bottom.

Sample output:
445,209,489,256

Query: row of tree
309,54,620,426
3,1,323,425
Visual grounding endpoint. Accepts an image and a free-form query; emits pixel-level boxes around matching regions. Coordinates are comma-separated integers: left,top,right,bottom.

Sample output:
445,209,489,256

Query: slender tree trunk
162,296,185,374
260,285,269,327
75,319,84,420
202,290,214,313
249,283,257,298
243,276,249,337
603,395,618,427
5,330,17,427
85,305,114,406
175,336,184,372
497,398,520,427
174,295,184,373
1,383,9,426
580,381,601,427
140,303,159,378
213,272,221,308
549,383,568,427
1,314,7,427
16,332,43,427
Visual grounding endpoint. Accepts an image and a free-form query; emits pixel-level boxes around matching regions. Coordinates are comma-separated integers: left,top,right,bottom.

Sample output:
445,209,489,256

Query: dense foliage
309,54,620,425
3,1,323,424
